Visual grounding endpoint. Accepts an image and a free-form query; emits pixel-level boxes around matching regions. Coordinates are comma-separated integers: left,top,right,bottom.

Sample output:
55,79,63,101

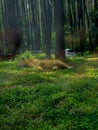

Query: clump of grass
15,51,47,61
13,73,53,86
15,51,33,62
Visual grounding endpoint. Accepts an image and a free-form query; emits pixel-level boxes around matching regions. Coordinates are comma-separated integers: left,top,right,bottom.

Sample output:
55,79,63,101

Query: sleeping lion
17,58,73,70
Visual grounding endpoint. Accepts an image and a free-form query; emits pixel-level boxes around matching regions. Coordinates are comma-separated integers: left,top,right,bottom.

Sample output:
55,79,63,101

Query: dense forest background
0,1,98,129
0,0,98,58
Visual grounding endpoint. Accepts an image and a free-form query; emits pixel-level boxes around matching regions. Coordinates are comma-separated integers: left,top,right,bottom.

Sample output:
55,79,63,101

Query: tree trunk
54,0,65,61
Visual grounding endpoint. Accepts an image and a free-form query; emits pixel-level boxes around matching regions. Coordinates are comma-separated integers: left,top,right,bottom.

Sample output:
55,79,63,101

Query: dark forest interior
0,0,98,59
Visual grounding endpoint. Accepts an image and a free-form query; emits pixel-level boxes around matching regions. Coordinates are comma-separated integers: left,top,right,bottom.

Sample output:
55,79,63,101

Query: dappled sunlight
69,56,98,80
86,67,98,78
70,66,98,81
0,56,98,130
86,57,98,62
1,56,98,87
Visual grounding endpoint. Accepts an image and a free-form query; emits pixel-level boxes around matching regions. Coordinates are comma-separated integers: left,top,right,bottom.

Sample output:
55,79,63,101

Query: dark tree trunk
77,0,86,56
54,0,65,61
1,0,22,57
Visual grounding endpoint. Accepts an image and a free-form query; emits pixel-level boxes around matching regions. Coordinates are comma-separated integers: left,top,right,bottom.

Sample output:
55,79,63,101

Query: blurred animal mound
17,58,72,70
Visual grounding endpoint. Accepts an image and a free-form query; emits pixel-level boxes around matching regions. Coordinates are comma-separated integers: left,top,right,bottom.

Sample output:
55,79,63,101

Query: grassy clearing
0,56,98,130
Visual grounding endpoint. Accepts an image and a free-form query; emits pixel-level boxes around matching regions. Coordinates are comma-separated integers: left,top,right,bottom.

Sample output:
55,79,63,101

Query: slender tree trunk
40,0,52,58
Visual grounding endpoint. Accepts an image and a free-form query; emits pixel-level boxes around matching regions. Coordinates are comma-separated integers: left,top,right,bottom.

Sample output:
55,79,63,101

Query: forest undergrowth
0,55,98,130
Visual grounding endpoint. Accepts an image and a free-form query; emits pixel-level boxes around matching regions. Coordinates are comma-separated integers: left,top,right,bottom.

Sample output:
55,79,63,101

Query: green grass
0,56,98,130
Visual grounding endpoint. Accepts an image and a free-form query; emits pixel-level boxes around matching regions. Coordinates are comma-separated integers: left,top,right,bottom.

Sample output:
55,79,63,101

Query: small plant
15,51,33,62
84,51,91,56
21,51,33,59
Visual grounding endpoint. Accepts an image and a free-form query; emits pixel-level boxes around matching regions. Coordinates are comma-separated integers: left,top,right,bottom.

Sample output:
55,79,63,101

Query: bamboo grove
0,0,98,58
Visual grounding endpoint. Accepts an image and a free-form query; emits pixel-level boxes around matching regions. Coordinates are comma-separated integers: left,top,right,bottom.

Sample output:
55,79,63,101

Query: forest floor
0,55,98,130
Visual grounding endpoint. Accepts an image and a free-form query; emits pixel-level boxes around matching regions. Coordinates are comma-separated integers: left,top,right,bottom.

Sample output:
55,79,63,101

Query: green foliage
51,32,56,48
14,51,33,63
15,51,47,62
84,51,91,56
91,10,98,26
0,55,98,129
21,51,33,59
64,24,71,35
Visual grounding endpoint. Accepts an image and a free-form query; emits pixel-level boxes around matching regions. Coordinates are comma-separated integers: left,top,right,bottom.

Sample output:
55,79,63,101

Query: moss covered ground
0,55,98,130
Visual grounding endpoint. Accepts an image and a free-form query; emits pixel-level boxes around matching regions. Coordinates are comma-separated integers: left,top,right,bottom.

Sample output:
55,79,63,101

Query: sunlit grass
0,56,98,129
